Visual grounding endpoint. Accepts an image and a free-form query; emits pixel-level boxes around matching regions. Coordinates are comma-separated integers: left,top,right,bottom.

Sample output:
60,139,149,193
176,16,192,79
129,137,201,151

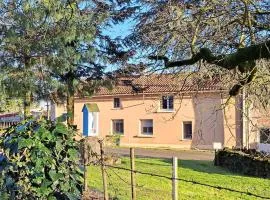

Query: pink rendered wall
68,92,237,149
247,105,270,149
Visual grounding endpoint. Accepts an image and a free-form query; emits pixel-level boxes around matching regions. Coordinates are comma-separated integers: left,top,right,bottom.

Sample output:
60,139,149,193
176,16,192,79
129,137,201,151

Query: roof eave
75,89,228,99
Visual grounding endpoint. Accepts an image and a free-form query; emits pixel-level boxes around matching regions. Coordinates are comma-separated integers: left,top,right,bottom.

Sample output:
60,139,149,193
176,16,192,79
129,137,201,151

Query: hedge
214,149,270,178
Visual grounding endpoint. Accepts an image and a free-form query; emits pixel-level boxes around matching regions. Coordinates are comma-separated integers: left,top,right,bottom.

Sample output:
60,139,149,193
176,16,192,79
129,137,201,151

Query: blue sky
104,19,136,39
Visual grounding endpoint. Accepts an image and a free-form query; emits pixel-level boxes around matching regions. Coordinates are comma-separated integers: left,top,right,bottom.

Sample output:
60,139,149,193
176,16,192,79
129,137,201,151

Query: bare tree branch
149,40,270,70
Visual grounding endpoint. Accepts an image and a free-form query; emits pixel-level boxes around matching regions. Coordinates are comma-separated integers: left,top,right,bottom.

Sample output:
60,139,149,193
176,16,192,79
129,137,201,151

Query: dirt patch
83,189,104,200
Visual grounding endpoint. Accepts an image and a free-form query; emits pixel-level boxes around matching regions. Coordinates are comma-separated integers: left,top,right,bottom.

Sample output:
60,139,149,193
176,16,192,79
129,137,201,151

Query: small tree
0,75,23,113
44,1,126,126
0,0,53,117
0,119,83,199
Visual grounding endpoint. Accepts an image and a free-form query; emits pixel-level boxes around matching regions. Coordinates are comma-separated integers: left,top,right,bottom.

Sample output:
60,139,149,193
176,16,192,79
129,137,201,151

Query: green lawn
87,157,270,200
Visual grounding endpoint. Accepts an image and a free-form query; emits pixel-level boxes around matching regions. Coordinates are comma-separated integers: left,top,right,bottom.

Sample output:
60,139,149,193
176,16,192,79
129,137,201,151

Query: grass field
86,157,270,200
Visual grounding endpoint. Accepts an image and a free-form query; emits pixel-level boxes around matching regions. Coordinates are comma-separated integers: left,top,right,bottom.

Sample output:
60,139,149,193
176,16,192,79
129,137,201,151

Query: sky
104,19,136,39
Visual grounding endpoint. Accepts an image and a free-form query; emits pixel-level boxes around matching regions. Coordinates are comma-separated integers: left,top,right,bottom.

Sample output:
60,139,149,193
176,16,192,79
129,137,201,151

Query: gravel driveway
105,147,214,161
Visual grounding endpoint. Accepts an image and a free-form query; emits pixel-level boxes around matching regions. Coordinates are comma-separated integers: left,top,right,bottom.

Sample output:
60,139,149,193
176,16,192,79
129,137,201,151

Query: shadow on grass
178,159,232,175
126,157,223,173
121,155,263,178
131,158,270,199
135,158,244,176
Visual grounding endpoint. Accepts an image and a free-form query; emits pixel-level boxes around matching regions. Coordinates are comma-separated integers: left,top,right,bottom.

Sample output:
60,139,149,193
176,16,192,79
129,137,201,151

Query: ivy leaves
0,119,83,199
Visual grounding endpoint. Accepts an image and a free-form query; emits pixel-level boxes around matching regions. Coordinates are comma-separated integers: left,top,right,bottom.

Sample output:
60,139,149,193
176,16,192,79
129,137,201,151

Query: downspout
242,89,246,148
246,92,250,149
235,93,243,148
242,88,250,149
243,0,254,150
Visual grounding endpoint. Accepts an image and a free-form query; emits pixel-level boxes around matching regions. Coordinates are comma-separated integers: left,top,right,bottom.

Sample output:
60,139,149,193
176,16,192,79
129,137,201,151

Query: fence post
99,140,109,200
172,157,178,200
83,139,87,191
130,148,136,200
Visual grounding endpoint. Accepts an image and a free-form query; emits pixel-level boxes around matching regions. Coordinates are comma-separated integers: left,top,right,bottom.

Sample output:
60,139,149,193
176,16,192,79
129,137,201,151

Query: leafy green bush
0,119,83,199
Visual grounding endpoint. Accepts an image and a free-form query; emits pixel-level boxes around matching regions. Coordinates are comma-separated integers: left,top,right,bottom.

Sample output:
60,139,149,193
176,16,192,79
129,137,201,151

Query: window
260,128,270,144
183,122,192,139
161,96,174,110
141,119,153,135
113,98,121,108
112,119,124,134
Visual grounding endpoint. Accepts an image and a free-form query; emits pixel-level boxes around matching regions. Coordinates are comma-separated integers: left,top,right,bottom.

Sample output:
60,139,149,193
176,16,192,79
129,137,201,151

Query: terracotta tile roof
0,113,19,118
0,113,22,122
94,74,224,96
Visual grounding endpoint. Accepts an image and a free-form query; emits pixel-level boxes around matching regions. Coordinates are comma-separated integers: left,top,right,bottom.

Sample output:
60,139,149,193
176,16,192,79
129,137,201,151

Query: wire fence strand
84,143,270,200
102,164,270,199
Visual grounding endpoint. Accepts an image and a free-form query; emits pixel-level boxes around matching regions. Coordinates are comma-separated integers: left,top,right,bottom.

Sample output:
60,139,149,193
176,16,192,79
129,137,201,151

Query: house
0,113,22,129
51,74,270,151
245,103,270,152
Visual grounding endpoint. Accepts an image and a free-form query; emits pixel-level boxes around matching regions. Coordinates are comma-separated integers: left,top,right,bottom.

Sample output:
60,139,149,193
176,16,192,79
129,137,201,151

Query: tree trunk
67,78,75,127
23,57,31,119
23,91,31,119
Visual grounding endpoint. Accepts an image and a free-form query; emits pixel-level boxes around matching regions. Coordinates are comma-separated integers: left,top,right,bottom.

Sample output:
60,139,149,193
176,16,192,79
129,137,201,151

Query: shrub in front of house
214,149,270,178
0,119,83,199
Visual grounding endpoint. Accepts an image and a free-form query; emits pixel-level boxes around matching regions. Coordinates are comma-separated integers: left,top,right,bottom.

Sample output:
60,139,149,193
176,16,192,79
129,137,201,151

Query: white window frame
182,121,192,140
161,95,174,111
140,119,153,136
113,98,121,109
112,119,124,135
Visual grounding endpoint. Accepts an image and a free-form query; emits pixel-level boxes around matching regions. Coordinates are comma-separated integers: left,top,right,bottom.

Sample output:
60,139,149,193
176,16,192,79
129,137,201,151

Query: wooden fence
83,139,270,200
82,139,179,200
0,121,19,129
0,113,22,129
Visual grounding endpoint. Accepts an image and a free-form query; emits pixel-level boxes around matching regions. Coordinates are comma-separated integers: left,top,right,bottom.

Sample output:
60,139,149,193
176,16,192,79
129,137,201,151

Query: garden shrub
214,149,270,178
0,119,83,199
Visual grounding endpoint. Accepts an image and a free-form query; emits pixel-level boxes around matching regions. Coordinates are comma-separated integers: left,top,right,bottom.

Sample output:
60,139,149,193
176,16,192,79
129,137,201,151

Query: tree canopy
121,0,270,96
1,0,270,117
0,0,129,122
